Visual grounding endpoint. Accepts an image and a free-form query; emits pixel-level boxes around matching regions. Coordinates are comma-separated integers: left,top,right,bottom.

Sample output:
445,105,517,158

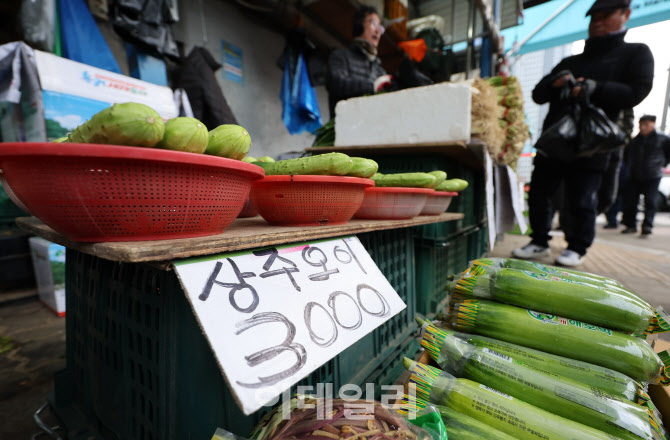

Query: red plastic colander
421,191,458,215
354,187,434,220
250,175,374,226
0,142,264,241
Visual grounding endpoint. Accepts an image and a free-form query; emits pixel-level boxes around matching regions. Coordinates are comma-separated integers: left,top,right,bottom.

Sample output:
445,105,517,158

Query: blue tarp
58,0,121,73
502,0,670,55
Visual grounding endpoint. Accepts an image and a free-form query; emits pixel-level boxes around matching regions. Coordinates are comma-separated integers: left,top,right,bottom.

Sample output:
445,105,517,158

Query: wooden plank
16,213,464,264
304,141,485,169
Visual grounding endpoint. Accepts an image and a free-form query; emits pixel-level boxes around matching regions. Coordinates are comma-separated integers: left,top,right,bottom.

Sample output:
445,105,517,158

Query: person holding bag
513,0,654,266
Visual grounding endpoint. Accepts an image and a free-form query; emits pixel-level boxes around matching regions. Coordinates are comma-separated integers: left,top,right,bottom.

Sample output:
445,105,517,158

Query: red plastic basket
0,142,264,241
238,197,260,218
421,191,458,215
354,187,434,220
250,175,374,226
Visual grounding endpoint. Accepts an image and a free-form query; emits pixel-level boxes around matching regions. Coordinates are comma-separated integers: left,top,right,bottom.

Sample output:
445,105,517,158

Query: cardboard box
29,237,66,317
0,43,178,142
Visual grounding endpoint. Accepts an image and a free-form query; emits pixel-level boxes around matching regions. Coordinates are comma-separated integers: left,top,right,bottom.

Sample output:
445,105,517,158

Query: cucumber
67,102,165,147
447,267,655,334
371,172,436,188
419,319,640,401
473,257,624,288
404,361,624,440
428,171,447,188
401,398,517,440
262,153,353,176
430,331,656,440
436,179,468,192
346,157,378,178
448,299,664,383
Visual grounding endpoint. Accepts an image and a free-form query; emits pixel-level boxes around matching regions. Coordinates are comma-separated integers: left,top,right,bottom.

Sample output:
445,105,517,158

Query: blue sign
221,40,243,85
503,0,670,55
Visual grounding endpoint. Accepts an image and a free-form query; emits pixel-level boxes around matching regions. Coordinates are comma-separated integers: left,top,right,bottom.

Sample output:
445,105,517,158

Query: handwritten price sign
174,236,406,415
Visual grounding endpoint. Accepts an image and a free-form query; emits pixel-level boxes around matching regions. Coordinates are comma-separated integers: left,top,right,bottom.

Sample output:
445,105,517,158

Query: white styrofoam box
29,237,66,317
334,82,471,146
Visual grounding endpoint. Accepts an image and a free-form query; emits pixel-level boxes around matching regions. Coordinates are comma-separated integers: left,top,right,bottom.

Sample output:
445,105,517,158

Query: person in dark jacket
512,0,654,267
173,46,238,130
621,115,670,235
326,6,390,117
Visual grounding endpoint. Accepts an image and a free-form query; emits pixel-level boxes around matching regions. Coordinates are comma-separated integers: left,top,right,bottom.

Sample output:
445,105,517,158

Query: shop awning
502,0,670,55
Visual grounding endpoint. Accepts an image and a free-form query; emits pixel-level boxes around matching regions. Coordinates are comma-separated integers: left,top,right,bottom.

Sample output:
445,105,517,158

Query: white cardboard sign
174,236,406,415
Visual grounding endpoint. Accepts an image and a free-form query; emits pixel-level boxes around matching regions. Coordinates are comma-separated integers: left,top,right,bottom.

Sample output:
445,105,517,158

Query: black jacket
173,46,237,130
533,31,653,170
326,43,386,116
625,131,670,180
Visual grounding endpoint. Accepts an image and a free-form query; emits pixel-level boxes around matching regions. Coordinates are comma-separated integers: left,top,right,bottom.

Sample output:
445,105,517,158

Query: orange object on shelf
398,39,428,62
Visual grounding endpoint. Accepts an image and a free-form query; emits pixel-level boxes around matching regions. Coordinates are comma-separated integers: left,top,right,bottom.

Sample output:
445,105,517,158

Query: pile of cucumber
397,258,670,440
246,153,470,192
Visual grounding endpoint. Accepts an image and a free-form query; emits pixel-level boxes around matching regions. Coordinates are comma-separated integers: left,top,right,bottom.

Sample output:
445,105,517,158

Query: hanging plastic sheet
280,52,322,135
19,0,55,52
0,42,46,142
58,0,121,73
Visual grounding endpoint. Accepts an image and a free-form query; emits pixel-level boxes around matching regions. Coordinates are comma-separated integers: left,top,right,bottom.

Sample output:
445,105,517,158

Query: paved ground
1,212,669,438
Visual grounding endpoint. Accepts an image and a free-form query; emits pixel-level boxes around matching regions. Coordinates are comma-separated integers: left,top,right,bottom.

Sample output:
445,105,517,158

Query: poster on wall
221,40,243,85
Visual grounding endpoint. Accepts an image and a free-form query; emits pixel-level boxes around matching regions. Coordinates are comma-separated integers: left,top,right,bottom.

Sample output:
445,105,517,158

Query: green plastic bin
52,227,418,440
414,234,470,317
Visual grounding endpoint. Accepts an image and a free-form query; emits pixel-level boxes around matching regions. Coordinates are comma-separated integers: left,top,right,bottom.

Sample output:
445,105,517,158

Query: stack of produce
487,76,530,169
371,171,468,192
470,78,505,154
57,102,253,160
398,258,670,440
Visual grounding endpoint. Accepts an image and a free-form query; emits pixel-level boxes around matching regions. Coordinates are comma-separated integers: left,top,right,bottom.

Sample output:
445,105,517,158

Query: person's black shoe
603,223,618,229
621,227,637,234
641,227,652,236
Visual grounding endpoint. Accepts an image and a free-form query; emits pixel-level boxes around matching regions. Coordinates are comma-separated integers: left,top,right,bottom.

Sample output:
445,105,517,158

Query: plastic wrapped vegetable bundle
472,257,624,287
403,360,626,440
250,397,425,440
398,400,517,440
418,318,641,401
446,264,656,334
414,328,660,440
447,298,668,383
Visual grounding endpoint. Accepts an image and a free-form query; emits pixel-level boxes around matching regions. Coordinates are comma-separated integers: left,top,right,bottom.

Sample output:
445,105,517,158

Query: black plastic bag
577,98,625,157
534,101,580,162
535,78,624,162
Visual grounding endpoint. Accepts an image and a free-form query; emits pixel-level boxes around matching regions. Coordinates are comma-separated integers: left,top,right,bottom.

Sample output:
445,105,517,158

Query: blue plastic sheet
58,0,121,73
280,52,322,135
502,0,670,55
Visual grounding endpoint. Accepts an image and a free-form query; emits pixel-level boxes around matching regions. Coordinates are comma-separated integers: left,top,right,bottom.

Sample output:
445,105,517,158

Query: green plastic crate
53,228,417,439
0,185,27,230
361,336,421,400
356,228,417,370
414,234,470,317
466,224,489,263
361,154,485,240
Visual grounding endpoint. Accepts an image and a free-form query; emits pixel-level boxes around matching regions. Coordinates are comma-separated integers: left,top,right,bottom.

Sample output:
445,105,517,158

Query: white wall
173,0,330,158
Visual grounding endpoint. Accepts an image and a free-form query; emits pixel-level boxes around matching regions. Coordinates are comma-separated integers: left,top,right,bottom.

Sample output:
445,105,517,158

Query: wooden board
16,213,464,264
304,140,485,169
